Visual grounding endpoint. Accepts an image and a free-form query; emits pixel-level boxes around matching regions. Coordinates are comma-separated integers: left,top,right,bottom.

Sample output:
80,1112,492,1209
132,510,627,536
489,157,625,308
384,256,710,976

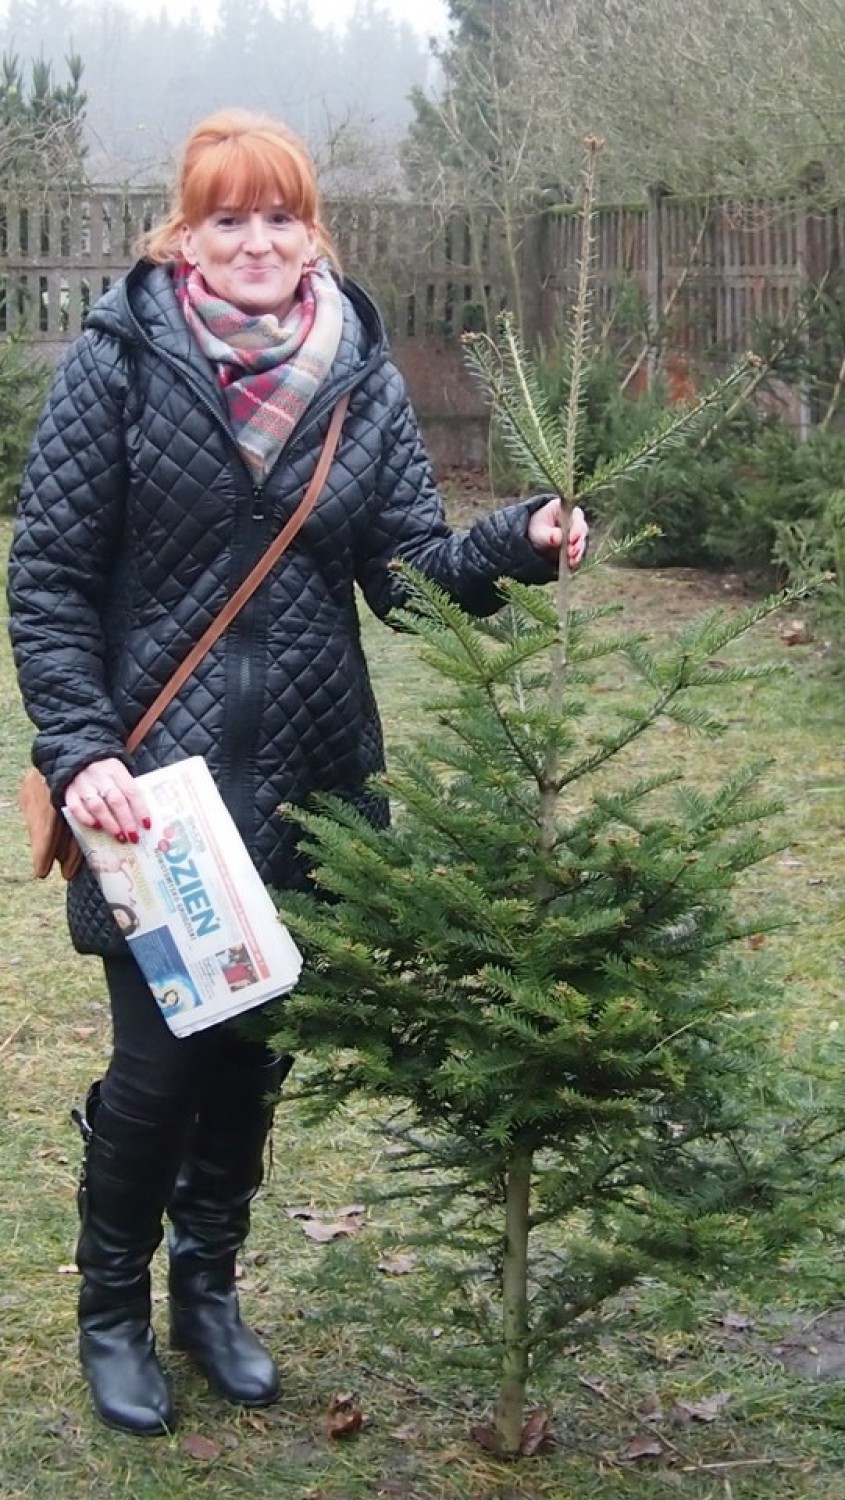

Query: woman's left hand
528,501,589,567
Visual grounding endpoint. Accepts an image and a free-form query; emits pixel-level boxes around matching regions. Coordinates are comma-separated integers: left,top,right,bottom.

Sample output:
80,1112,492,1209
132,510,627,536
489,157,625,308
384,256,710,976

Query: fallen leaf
326,1391,364,1440
673,1392,731,1423
625,1433,663,1460
287,1203,366,1220
520,1407,555,1456
781,621,811,646
288,1204,366,1242
746,933,766,950
56,1264,78,1276
638,1394,664,1420
302,1218,364,1243
377,1251,417,1275
71,1026,96,1040
470,1422,500,1452
181,1433,221,1461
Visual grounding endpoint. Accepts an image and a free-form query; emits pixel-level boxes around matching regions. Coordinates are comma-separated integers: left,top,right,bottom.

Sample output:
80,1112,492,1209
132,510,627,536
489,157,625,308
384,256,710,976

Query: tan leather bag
19,765,83,880
18,395,350,882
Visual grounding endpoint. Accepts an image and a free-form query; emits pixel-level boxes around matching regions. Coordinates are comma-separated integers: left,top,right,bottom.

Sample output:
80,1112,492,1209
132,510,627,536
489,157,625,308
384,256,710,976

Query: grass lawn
2,513,845,1499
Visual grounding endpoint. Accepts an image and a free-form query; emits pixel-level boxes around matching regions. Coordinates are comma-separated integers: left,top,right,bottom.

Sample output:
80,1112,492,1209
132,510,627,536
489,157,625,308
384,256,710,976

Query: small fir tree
266,141,839,1454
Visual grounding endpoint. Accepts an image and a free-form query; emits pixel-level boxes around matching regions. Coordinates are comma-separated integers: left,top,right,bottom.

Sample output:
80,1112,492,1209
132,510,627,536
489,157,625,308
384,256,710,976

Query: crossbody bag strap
126,392,350,754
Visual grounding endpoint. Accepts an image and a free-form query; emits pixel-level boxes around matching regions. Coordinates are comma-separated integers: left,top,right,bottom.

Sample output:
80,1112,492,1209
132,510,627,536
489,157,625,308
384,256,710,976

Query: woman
8,110,587,1437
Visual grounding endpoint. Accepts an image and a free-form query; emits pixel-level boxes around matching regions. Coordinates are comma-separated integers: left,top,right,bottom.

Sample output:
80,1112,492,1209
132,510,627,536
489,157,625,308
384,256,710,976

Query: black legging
100,954,278,1126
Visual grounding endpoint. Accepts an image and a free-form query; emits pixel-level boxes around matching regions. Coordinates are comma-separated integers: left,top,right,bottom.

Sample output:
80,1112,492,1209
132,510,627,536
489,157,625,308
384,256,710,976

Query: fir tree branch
563,137,603,505
579,360,754,504
462,325,568,494
555,680,679,792
435,714,544,817
543,143,604,826
500,314,565,494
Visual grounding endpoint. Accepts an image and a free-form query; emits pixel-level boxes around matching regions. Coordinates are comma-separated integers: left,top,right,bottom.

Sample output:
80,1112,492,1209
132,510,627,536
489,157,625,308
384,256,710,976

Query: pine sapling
263,140,841,1455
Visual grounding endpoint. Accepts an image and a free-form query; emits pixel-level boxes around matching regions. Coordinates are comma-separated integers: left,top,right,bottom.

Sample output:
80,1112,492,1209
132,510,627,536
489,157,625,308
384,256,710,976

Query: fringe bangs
181,133,319,225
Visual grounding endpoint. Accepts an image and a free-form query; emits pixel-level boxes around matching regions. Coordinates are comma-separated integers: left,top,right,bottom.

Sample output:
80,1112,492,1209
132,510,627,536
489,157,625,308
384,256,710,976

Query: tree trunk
493,1150,533,1454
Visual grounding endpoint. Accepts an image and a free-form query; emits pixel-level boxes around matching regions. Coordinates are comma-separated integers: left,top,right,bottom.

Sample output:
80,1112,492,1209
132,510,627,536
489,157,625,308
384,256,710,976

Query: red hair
140,109,337,265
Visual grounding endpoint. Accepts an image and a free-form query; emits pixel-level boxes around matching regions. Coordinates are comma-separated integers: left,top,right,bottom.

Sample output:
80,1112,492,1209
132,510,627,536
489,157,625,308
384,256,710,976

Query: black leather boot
74,1082,182,1436
168,1055,288,1407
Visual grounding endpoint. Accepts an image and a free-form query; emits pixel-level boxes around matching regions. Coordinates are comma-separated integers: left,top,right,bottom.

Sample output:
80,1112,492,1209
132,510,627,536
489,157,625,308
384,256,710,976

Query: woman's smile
181,207,315,319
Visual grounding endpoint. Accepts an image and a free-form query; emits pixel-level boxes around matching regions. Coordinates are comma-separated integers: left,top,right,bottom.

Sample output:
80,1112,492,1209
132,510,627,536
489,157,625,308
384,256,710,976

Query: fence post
526,207,549,344
646,185,664,387
795,203,815,440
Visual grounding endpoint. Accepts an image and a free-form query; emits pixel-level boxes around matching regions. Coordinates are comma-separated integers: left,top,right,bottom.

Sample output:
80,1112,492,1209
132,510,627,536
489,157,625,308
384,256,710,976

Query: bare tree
409,0,845,207
404,0,555,329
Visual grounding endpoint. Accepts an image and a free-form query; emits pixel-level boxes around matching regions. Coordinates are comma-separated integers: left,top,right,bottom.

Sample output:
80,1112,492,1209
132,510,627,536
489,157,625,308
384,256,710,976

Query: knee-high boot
167,1055,288,1407
74,1082,184,1436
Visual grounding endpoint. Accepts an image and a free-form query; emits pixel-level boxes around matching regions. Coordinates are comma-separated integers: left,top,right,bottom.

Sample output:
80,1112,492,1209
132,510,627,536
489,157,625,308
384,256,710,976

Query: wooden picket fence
0,186,840,461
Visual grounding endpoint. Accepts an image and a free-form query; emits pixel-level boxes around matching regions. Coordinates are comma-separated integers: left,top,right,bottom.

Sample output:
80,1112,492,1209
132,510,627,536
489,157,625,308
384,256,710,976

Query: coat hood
85,259,390,392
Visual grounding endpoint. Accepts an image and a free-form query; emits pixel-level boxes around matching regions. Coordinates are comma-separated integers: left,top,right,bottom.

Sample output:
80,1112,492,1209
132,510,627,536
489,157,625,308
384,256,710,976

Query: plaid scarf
174,258,343,480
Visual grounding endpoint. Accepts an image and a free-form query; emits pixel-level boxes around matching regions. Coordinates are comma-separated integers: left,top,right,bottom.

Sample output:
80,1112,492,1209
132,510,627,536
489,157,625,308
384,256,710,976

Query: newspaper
63,757,302,1037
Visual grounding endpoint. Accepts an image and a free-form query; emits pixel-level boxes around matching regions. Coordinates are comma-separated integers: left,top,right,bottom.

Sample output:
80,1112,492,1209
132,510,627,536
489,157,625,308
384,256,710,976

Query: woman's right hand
63,758,150,845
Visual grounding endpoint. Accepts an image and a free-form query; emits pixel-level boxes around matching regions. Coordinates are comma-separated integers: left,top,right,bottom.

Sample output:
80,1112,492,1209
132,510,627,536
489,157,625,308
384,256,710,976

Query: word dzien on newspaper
64,757,302,1037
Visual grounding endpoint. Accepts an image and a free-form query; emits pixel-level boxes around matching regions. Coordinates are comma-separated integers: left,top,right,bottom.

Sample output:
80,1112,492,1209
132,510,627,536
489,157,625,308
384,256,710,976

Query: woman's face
181,205,316,320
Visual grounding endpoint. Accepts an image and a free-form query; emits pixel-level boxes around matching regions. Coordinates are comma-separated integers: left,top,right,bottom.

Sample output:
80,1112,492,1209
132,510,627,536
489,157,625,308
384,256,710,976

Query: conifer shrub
723,426,845,581
772,482,845,646
590,405,768,568
586,410,845,583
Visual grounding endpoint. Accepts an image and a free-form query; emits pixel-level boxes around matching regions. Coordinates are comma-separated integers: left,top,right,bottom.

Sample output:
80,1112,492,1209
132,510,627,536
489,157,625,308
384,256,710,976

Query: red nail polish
128,830,140,844
142,817,151,830
116,833,127,844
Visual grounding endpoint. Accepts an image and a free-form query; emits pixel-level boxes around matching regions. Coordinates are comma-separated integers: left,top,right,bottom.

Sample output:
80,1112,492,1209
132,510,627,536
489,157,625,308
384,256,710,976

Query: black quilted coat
8,261,556,956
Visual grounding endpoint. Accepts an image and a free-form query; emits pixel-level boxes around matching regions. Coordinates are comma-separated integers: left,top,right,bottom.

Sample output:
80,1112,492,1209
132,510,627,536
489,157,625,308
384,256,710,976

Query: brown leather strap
127,393,350,753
